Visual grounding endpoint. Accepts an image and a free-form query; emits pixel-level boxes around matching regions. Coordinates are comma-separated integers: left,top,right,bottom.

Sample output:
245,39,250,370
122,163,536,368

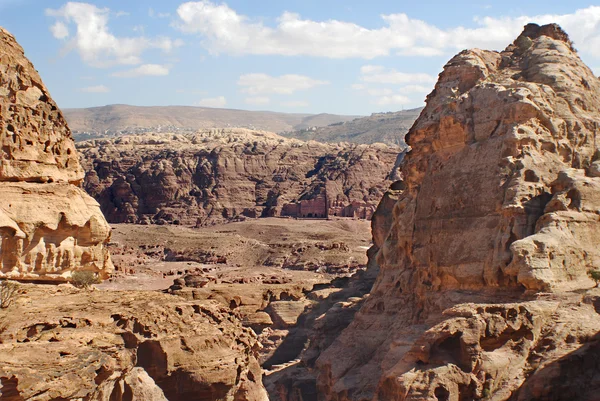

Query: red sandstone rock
313,23,600,401
77,130,399,225
0,27,112,282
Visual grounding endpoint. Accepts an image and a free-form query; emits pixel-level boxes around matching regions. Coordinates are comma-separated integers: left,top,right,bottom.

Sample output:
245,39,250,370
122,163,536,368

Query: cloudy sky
1,1,600,115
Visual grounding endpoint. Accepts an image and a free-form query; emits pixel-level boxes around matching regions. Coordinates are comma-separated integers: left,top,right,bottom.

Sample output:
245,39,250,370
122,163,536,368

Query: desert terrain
63,104,361,141
2,16,600,401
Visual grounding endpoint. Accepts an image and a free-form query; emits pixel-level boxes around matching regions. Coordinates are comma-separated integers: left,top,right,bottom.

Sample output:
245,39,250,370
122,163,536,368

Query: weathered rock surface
311,24,600,400
77,129,399,225
0,27,112,281
0,284,268,401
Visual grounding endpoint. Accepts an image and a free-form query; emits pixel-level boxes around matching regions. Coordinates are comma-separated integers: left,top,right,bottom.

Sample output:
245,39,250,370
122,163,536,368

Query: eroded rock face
315,24,600,400
0,27,112,281
77,130,399,225
0,284,267,401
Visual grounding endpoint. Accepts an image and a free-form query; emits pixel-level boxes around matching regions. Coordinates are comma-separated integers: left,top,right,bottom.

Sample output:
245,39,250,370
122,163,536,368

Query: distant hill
280,108,423,146
63,104,361,141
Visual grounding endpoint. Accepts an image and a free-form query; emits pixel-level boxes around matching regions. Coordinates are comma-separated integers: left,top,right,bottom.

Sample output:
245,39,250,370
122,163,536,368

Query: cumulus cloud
238,73,328,95
112,64,170,77
245,96,270,105
196,96,226,107
352,66,434,108
46,2,182,67
360,65,436,84
50,21,69,39
175,2,600,59
78,85,109,93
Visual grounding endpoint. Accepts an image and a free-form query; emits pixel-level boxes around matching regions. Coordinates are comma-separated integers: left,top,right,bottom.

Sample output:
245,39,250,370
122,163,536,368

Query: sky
1,1,600,115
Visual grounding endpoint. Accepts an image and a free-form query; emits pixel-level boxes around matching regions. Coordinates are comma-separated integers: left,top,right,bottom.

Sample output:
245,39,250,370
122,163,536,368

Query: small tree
0,280,18,308
71,271,100,289
588,270,600,288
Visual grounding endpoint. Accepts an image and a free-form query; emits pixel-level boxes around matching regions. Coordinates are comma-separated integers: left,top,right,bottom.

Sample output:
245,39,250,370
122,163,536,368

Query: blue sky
1,1,600,115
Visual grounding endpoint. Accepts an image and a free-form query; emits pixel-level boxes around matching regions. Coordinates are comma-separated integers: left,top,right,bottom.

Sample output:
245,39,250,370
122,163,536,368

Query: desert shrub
588,269,600,288
71,271,100,289
0,280,18,308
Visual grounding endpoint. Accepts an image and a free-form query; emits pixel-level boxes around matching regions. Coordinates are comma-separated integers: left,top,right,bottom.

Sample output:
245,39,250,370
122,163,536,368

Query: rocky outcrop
0,27,112,281
0,284,267,401
77,130,399,225
313,24,600,400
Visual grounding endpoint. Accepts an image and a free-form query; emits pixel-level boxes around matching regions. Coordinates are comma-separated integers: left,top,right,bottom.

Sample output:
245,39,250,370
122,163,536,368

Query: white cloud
149,8,170,18
238,73,328,95
360,65,436,85
50,21,69,39
46,2,182,67
281,100,309,108
115,11,129,17
245,96,270,105
366,88,393,96
352,67,433,108
175,2,600,59
374,94,411,106
401,84,432,94
196,96,226,107
79,85,109,93
112,64,170,78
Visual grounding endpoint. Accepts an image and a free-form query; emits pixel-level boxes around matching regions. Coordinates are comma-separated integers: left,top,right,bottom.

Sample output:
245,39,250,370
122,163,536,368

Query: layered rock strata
314,24,600,400
0,284,267,401
0,27,112,281
77,130,399,225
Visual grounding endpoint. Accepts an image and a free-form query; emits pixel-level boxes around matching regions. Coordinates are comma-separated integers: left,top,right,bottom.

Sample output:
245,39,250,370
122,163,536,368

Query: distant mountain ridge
280,107,423,146
63,104,362,140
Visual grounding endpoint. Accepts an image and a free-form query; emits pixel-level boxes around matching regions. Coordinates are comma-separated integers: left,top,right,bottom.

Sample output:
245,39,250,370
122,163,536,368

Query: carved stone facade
281,194,376,219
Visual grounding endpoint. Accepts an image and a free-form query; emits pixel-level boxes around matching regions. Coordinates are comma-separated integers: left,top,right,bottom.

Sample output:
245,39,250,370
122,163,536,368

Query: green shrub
0,280,18,308
588,270,600,288
71,271,100,289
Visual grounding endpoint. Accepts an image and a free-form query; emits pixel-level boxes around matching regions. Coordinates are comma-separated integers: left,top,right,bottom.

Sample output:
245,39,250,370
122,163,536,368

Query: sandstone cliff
0,27,112,281
313,24,600,400
77,130,399,226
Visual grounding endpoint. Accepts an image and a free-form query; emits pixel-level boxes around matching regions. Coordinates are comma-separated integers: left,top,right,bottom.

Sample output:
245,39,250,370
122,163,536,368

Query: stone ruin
281,193,376,219
0,27,113,281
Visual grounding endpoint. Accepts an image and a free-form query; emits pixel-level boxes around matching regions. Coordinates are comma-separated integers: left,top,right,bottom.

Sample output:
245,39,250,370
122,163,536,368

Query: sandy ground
99,217,373,291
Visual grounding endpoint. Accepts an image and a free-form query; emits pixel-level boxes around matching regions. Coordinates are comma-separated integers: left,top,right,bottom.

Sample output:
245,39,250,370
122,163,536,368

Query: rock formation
0,284,267,401
0,27,112,281
77,130,399,225
308,23,600,400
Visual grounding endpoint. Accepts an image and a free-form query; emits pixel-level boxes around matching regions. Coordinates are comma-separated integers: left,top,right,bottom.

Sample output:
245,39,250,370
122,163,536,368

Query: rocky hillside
0,26,270,401
0,27,112,282
281,107,422,146
0,284,267,401
63,104,360,141
77,129,401,226
269,24,600,400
